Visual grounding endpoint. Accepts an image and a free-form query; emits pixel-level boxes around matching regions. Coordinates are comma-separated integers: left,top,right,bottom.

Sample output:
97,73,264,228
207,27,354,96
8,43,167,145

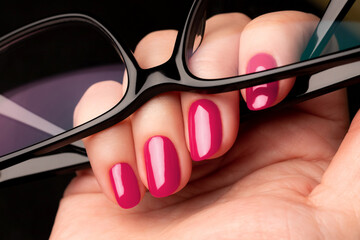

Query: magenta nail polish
144,136,180,198
188,99,222,161
110,163,141,209
246,53,279,111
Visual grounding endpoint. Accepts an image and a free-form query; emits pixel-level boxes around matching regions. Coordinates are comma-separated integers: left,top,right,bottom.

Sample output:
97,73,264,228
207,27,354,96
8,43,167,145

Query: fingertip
84,120,146,209
188,99,222,161
182,92,240,162
143,135,182,198
109,162,142,209
240,53,295,111
239,11,319,111
74,80,145,209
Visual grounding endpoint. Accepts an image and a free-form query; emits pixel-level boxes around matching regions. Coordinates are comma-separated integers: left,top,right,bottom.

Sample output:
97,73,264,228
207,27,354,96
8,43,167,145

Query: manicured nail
109,163,141,209
246,53,279,111
188,99,222,161
144,136,180,198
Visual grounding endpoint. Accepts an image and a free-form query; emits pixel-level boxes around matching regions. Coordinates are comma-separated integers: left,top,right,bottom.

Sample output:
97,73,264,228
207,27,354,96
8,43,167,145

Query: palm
51,91,352,239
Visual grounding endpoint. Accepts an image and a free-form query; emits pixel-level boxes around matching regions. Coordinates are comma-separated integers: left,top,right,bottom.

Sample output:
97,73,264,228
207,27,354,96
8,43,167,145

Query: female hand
50,11,359,239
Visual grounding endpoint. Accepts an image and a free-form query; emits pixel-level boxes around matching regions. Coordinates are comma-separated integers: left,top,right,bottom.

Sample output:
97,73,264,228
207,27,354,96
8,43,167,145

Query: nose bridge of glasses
133,59,182,96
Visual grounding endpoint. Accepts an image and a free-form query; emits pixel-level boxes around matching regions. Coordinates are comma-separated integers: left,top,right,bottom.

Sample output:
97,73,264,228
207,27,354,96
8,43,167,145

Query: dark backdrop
0,0,359,239
0,1,194,239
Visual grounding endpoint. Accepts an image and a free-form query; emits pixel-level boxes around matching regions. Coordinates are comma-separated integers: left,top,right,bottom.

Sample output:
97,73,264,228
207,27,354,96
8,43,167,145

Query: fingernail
246,53,279,111
188,99,222,161
109,163,141,209
144,136,180,198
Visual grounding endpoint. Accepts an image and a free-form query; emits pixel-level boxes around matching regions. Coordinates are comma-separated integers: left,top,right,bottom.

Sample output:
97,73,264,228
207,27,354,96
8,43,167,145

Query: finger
74,80,144,209
131,30,192,198
308,111,360,235
310,111,360,204
183,13,250,161
239,11,319,110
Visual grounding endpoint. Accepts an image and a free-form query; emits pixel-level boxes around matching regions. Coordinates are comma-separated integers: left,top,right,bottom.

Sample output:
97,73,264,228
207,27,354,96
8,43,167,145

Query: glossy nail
110,163,141,209
144,136,180,198
188,99,222,161
246,53,279,111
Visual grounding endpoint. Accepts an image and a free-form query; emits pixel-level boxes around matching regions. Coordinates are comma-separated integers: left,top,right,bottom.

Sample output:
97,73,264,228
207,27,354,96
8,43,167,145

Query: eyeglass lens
0,21,127,157
185,0,360,80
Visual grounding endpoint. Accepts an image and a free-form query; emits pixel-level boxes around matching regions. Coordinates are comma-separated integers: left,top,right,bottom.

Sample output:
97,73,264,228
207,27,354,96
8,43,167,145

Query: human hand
50,11,359,239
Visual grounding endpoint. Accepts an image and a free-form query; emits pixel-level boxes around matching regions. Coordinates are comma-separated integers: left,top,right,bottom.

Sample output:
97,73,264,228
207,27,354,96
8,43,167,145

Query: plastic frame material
0,0,359,185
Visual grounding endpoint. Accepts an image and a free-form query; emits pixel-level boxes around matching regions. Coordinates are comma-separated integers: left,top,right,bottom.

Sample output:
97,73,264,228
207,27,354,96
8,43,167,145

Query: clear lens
335,0,360,51
0,21,127,157
185,0,360,79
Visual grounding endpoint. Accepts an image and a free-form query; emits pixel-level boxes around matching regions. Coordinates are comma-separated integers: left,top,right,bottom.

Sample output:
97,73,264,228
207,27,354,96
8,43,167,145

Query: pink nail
144,136,180,198
109,163,141,209
246,53,279,111
188,99,222,161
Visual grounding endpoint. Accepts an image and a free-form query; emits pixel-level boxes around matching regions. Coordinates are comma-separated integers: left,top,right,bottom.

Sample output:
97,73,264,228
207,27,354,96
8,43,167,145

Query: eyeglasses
0,0,359,185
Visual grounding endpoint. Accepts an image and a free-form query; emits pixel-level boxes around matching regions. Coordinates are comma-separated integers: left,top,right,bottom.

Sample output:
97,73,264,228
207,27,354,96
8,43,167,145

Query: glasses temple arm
301,0,356,60
0,152,89,187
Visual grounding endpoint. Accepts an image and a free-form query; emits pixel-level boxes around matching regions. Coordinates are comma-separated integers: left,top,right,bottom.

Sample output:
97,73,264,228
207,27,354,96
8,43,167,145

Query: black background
0,0,359,239
0,1,193,239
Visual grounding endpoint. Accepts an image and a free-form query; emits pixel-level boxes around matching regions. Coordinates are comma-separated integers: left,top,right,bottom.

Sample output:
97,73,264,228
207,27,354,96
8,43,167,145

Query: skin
50,11,360,239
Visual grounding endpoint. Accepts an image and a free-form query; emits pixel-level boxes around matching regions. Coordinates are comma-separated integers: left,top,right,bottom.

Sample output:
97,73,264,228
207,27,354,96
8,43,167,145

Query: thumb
309,110,360,238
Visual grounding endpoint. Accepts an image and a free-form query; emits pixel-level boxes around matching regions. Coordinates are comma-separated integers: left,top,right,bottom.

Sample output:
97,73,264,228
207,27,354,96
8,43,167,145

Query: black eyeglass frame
0,0,359,185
